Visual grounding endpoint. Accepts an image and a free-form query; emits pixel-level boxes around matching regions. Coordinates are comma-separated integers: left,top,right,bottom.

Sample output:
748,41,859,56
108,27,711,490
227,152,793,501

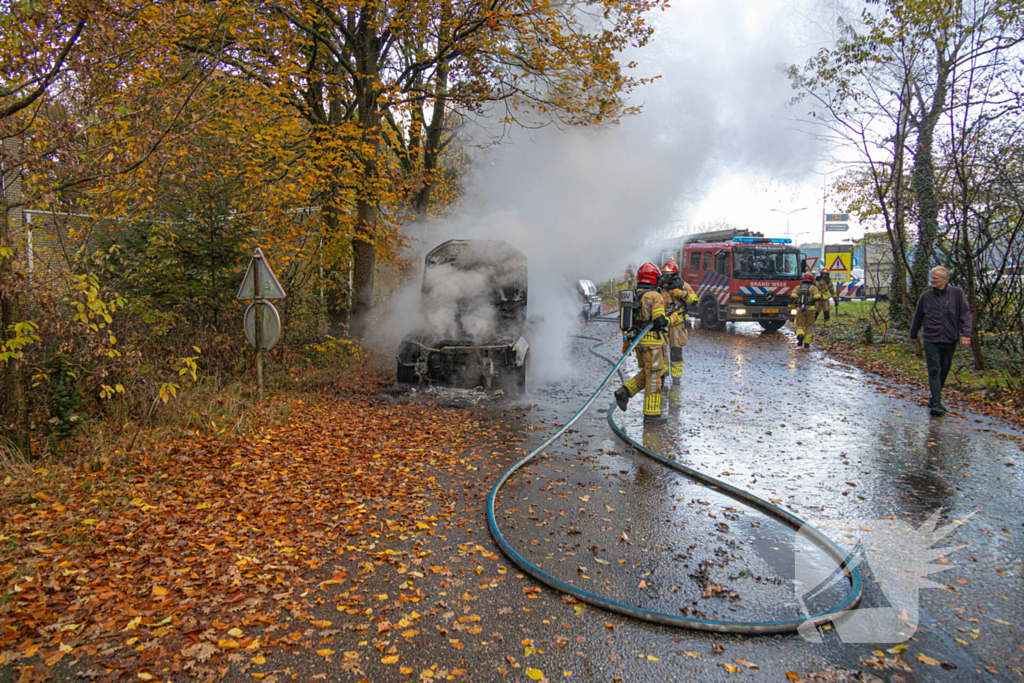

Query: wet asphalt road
488,318,1024,681
217,317,1023,683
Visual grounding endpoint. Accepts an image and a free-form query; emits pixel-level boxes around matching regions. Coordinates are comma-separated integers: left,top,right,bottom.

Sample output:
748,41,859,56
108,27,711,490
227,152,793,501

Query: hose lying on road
486,323,862,634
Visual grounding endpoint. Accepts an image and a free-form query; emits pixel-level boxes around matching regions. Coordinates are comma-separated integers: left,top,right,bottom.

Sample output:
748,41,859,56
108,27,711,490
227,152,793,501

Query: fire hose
485,323,862,634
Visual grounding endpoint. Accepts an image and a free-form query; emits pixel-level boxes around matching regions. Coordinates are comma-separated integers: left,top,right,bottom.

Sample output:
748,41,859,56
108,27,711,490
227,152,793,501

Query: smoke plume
373,0,829,388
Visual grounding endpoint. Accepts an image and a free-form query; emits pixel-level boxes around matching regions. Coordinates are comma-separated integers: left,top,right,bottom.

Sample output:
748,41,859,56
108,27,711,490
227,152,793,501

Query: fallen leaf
526,668,544,681
734,658,759,669
381,655,399,664
723,663,739,672
917,653,940,666
786,673,801,682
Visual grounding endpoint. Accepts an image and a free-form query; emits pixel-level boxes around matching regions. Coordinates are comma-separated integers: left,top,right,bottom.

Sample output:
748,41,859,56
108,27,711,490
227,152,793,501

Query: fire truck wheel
759,320,786,332
700,301,724,330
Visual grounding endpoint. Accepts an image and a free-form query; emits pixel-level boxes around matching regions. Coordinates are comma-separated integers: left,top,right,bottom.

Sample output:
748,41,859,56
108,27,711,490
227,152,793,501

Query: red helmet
661,260,679,275
802,272,815,283
637,262,662,285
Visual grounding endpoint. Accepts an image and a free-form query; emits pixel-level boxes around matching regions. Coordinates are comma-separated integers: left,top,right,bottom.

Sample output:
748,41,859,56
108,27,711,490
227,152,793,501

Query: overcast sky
652,0,860,245
442,0,863,281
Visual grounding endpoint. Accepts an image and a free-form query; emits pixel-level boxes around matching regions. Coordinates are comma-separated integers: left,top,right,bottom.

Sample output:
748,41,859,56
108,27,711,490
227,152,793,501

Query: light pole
770,207,808,240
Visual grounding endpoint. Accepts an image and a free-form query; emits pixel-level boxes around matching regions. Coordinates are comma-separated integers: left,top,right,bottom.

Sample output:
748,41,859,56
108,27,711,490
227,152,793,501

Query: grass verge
816,299,1024,427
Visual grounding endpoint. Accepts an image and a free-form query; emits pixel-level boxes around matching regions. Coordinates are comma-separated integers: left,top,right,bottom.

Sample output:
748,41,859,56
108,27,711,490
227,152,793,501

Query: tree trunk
349,206,376,340
910,52,950,301
414,42,450,213
348,24,383,341
886,77,916,329
320,201,350,338
0,199,31,458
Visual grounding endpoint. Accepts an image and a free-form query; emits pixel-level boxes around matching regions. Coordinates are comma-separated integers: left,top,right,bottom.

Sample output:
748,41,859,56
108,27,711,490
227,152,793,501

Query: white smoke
420,264,494,341
374,0,831,386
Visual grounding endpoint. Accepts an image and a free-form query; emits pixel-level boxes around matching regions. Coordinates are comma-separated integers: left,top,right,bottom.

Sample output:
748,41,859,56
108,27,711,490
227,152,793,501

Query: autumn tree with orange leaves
0,0,265,456
182,0,665,337
1,0,664,458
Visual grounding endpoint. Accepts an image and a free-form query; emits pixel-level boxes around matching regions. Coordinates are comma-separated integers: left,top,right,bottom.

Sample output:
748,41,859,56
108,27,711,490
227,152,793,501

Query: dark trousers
922,341,957,407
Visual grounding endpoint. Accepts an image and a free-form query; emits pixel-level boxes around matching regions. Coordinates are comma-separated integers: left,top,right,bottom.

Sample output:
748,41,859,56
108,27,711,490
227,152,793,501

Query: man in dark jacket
909,266,973,417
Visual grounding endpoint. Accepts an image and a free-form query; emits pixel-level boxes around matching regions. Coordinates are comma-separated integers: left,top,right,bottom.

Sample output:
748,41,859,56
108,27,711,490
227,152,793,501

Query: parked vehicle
397,240,529,394
675,230,801,331
577,279,603,319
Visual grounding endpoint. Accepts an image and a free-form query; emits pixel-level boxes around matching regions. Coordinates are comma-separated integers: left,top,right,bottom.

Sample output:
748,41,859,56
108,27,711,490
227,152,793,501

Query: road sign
826,253,853,282
244,301,281,351
237,248,287,300
825,223,849,232
825,213,850,222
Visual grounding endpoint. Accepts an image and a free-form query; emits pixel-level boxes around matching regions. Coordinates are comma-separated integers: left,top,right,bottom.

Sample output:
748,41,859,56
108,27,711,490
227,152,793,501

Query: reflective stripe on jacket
661,283,697,326
639,289,666,346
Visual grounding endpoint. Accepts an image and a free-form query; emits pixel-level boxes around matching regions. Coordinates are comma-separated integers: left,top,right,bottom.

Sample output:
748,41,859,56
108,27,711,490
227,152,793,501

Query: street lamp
770,207,808,240
792,231,809,245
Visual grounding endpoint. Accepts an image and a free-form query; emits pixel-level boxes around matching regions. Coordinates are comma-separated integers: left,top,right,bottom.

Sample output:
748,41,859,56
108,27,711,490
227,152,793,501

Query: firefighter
659,261,698,386
815,268,836,325
789,272,822,349
614,262,669,423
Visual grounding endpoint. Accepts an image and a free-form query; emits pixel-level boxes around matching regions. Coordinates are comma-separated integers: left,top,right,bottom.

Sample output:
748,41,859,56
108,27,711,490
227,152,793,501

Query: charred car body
397,240,529,394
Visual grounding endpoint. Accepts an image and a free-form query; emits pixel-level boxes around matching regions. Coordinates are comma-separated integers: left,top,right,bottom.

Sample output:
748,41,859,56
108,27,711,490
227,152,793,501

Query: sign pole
237,247,285,404
820,174,827,276
255,258,263,403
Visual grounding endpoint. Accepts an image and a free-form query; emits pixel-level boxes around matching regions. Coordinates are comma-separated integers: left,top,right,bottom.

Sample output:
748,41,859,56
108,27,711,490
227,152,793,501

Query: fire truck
670,229,804,331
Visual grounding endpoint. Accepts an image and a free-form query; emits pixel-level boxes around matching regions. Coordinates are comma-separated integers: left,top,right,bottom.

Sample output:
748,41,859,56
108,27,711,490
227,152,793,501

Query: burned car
397,240,529,394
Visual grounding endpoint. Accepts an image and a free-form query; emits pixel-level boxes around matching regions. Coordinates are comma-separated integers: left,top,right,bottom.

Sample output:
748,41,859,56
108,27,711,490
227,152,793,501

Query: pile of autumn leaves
0,371,486,681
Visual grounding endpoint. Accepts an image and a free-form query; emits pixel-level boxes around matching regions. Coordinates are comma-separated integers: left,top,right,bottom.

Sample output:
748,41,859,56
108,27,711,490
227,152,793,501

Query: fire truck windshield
733,249,801,279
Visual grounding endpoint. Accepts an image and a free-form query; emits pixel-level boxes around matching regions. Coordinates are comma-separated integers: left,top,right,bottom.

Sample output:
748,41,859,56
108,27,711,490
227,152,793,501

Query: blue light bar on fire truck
731,237,793,244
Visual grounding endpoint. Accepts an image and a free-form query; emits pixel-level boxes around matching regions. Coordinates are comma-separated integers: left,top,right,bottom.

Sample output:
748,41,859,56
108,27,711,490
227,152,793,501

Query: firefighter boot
642,390,665,423
796,333,805,348
670,347,684,385
614,387,630,412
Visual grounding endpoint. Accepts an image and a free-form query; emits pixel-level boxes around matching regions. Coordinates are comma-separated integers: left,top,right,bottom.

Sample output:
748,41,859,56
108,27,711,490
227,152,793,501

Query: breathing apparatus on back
619,262,662,336
795,272,815,310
